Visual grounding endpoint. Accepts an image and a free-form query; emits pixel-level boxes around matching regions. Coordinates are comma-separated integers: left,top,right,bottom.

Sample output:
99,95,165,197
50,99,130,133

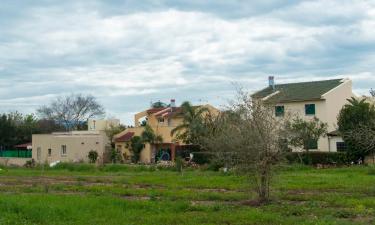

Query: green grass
0,164,374,224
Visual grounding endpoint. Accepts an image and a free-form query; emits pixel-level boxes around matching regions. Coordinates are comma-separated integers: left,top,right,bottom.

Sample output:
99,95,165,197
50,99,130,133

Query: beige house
252,77,354,152
114,99,219,164
32,119,116,164
88,118,120,131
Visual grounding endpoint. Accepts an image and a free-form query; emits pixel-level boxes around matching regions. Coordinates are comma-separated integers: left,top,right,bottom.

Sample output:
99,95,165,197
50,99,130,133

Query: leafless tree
370,89,375,97
37,94,105,131
202,89,289,203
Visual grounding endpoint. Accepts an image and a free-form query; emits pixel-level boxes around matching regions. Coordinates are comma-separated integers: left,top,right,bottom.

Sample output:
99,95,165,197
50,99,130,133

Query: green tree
0,112,41,149
338,97,375,160
151,101,168,108
289,117,328,153
105,124,126,148
88,150,99,163
130,136,144,163
141,125,163,144
141,125,163,163
171,101,209,144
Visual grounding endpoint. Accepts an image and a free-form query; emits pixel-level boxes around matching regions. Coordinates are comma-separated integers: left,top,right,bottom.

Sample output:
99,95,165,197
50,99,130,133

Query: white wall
32,131,109,164
328,136,344,152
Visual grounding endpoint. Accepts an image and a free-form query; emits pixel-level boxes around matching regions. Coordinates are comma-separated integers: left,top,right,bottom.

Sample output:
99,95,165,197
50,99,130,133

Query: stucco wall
280,100,329,151
276,79,353,152
88,119,120,131
328,136,344,152
115,104,219,163
32,131,109,164
0,157,29,167
322,79,354,131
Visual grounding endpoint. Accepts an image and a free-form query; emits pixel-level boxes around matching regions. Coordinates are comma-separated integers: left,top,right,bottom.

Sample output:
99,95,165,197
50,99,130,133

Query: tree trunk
258,166,270,203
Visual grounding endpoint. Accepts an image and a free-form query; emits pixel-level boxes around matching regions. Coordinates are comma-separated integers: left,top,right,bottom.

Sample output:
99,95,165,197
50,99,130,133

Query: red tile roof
146,108,167,114
115,132,135,142
14,143,32,148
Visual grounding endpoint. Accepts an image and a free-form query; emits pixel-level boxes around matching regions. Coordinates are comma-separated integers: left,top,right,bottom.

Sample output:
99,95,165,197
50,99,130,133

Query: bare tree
203,90,289,203
370,89,375,97
37,94,105,131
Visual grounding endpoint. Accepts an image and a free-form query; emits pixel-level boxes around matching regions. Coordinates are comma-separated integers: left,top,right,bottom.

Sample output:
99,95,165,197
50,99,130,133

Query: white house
252,77,354,152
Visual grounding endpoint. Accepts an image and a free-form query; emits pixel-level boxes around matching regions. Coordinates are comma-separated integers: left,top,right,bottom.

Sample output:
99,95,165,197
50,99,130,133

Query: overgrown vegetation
338,97,375,161
285,152,349,165
0,165,374,225
0,112,64,149
88,150,98,163
202,90,288,203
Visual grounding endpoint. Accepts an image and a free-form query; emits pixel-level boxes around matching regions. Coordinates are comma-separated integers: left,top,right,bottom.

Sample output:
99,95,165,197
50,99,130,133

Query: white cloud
0,1,375,123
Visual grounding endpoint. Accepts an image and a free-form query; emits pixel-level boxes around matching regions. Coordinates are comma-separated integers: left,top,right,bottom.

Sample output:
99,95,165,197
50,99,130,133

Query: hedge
285,152,350,165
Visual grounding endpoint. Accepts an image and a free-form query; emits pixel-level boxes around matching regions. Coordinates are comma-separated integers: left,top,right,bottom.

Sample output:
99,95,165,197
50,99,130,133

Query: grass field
0,164,374,225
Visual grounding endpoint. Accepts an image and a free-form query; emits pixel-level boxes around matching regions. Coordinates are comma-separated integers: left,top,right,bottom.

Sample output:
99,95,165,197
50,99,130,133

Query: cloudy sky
1,0,375,124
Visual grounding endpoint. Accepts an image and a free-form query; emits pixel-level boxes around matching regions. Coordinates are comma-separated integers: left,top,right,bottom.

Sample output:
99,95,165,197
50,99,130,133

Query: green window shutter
305,104,315,115
275,106,284,117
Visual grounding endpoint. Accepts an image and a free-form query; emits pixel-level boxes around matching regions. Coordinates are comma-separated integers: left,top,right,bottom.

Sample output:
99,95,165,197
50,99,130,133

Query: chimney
268,76,275,90
170,99,176,108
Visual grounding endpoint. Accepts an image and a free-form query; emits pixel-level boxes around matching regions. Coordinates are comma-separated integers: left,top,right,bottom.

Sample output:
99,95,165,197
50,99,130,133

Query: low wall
0,157,29,167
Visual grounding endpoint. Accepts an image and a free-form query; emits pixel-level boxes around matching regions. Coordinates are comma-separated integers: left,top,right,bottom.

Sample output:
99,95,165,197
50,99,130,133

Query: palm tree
171,101,209,144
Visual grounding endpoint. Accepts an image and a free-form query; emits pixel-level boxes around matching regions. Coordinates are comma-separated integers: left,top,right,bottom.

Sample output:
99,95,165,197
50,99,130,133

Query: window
61,145,67,156
336,142,347,152
305,139,318,150
48,148,52,157
275,106,285,117
158,118,165,123
305,104,316,115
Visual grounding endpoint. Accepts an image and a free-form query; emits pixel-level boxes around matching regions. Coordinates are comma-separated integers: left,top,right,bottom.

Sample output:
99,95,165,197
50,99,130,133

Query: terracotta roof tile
115,132,135,142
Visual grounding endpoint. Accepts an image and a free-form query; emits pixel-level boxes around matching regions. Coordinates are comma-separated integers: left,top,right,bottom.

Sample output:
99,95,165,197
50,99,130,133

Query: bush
25,159,36,168
49,163,96,172
175,156,184,173
206,159,224,171
285,152,350,165
88,150,99,163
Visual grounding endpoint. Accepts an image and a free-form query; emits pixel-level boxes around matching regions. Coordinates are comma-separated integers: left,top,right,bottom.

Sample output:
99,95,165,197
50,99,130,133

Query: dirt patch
240,199,267,207
121,195,152,201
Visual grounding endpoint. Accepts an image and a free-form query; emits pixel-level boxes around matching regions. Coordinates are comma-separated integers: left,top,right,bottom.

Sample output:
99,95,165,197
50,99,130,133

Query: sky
1,0,375,124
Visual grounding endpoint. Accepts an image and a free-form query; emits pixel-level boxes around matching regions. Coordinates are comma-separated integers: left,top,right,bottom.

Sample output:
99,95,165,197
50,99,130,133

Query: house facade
114,99,219,164
32,131,110,164
252,77,354,152
32,119,117,164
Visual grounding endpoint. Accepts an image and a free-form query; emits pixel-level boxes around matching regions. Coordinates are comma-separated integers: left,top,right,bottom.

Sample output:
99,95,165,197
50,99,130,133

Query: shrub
206,159,224,171
175,156,184,173
25,159,36,168
285,152,350,165
88,150,99,163
49,162,96,172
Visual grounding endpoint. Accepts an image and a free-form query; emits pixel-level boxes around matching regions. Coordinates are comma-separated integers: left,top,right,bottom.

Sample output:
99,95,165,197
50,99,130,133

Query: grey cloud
0,0,374,123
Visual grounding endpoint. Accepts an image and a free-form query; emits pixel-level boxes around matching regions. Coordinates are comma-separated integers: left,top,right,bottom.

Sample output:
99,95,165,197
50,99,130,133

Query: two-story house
252,77,354,152
114,99,219,164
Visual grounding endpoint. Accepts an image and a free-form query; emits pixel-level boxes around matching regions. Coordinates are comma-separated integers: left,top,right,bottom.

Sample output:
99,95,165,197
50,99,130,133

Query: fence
0,149,32,158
